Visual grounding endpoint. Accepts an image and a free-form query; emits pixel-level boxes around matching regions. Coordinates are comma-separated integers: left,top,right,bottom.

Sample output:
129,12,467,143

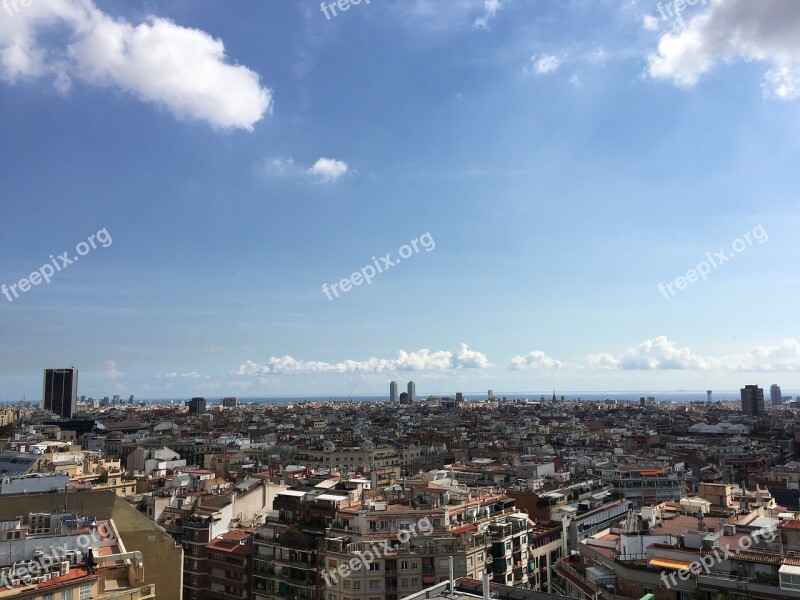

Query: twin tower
389,380,415,404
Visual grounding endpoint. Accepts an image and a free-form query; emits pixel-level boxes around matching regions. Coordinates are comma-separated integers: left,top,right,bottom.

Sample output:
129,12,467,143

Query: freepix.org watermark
2,0,33,17
321,516,433,586
658,224,767,300
660,524,777,589
322,232,435,301
655,0,709,32
0,523,114,589
320,0,370,21
1,227,112,304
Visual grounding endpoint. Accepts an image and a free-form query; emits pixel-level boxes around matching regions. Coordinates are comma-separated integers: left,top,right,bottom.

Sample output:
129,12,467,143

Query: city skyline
2,1,799,398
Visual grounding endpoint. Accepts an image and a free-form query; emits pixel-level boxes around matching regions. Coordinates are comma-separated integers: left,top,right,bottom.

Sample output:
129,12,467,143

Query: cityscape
3,1,800,600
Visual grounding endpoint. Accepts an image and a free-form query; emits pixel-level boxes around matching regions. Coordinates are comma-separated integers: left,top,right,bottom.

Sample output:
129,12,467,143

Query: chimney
449,556,454,591
482,573,490,600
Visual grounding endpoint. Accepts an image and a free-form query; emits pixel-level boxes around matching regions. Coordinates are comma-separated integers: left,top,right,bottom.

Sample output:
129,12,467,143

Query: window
61,590,73,600
411,578,419,587
369,563,380,571
411,562,417,569
401,561,408,570
369,581,380,589
353,582,361,590
79,585,91,600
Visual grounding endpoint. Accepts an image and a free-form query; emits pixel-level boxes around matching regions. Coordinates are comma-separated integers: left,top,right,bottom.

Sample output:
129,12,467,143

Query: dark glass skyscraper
42,368,78,419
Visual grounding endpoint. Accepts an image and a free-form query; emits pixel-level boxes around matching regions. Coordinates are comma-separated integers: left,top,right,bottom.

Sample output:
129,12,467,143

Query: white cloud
307,157,349,182
586,336,710,370
163,371,211,380
647,0,800,100
455,343,492,368
262,157,296,177
642,15,660,31
105,360,123,380
762,65,800,100
531,53,561,75
585,336,800,371
0,0,272,130
236,344,491,375
473,0,504,30
509,350,562,370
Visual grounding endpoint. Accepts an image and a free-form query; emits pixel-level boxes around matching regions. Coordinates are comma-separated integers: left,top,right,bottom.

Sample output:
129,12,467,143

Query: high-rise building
741,385,765,416
407,380,415,403
389,380,398,403
188,396,207,414
770,384,782,406
221,396,238,408
488,389,494,400
41,368,78,419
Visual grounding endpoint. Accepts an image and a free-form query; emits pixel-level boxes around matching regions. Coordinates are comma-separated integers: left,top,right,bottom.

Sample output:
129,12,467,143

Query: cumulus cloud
0,0,272,130
531,53,562,75
586,336,800,371
509,350,562,370
236,344,491,375
307,157,349,182
473,0,504,30
647,0,800,100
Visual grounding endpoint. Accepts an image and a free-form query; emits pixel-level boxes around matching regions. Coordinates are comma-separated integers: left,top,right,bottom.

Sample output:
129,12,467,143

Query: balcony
422,566,436,574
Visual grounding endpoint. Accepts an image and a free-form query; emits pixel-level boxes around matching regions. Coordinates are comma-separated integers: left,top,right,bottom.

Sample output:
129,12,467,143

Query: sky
1,0,799,401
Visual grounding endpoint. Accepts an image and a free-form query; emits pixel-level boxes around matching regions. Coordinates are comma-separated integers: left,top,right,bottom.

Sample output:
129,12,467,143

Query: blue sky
1,0,799,400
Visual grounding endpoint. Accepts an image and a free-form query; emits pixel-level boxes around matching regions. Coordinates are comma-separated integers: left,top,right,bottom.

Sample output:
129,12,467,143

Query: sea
125,390,799,405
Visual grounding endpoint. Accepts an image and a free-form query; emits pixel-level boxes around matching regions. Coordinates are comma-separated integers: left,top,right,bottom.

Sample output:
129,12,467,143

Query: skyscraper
188,397,207,414
770,384,782,406
389,381,398,403
741,385,765,416
407,381,415,403
42,368,78,419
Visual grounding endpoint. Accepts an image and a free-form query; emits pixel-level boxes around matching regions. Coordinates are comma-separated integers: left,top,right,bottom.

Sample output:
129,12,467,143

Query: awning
648,557,693,570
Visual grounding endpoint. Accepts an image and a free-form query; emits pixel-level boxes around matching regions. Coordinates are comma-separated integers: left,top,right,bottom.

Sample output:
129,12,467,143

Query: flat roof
277,489,307,497
316,493,347,502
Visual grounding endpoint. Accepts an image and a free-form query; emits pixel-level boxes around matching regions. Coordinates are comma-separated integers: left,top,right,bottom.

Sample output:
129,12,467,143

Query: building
407,381,416,403
206,530,255,600
399,392,410,404
188,397,207,415
41,367,78,419
403,577,570,600
222,396,238,408
0,507,159,599
320,482,559,600
771,384,782,406
390,381,398,404
253,515,320,600
741,385,765,416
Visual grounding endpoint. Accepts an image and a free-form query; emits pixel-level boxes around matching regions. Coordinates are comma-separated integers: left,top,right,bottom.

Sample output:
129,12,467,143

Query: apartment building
207,530,256,600
319,481,549,600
